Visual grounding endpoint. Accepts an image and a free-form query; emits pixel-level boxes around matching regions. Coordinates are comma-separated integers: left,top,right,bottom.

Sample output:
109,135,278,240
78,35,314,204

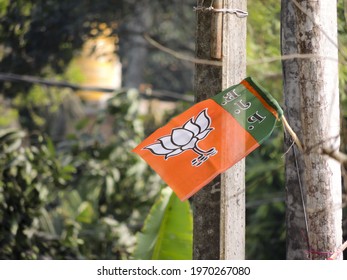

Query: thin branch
144,34,223,67
0,72,115,92
0,72,194,103
321,148,347,168
248,53,340,66
328,240,347,260
145,34,342,67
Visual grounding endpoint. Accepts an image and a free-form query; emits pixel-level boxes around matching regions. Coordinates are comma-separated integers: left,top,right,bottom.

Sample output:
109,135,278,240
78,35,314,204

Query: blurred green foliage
247,0,282,95
246,131,286,259
0,0,346,260
245,1,285,260
0,90,163,259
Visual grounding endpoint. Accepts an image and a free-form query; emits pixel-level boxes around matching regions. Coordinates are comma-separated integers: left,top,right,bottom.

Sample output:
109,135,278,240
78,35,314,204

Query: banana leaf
133,187,192,260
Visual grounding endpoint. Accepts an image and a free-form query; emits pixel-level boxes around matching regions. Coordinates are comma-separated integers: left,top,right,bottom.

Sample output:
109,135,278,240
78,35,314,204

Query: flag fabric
132,77,283,201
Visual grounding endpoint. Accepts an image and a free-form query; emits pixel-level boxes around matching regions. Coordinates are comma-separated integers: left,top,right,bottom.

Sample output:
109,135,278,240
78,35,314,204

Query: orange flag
133,77,283,201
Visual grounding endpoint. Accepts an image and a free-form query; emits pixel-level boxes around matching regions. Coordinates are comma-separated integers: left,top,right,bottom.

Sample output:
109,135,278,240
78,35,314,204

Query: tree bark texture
193,0,222,260
193,0,247,260
281,0,342,260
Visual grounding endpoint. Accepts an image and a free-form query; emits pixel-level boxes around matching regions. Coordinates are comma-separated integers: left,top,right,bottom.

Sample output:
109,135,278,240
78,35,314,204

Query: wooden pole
193,0,247,260
193,0,223,260
220,0,247,260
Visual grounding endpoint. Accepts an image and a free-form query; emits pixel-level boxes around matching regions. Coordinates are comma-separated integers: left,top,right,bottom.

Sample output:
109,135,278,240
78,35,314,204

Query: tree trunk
193,0,247,260
123,1,152,88
281,0,342,260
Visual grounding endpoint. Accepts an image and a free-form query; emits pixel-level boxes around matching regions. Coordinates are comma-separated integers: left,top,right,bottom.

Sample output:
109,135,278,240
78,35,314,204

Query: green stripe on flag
211,80,281,144
244,77,283,118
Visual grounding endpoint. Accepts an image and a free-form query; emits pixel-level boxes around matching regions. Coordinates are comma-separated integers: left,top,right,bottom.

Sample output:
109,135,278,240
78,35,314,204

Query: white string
282,139,295,158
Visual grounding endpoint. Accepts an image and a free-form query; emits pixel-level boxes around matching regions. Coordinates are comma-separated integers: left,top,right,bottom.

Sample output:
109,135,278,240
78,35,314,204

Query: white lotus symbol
144,109,217,167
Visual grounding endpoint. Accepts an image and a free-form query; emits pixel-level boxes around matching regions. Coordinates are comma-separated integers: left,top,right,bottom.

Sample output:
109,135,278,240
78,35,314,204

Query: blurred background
0,0,346,259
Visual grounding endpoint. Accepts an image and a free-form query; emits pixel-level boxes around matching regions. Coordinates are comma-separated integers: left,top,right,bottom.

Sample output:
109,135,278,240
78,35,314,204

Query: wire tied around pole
193,5,248,18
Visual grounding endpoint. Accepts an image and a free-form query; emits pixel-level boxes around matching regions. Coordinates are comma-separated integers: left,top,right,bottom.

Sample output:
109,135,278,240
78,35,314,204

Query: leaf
75,117,90,131
76,201,94,224
0,128,24,140
105,175,115,197
133,187,193,260
133,188,171,260
61,164,76,174
61,190,82,217
111,168,120,182
5,138,22,153
0,129,25,153
46,137,56,157
39,208,57,235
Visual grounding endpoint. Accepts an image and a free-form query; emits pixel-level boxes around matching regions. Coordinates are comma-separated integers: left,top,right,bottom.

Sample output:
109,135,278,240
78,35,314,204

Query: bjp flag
133,77,283,201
